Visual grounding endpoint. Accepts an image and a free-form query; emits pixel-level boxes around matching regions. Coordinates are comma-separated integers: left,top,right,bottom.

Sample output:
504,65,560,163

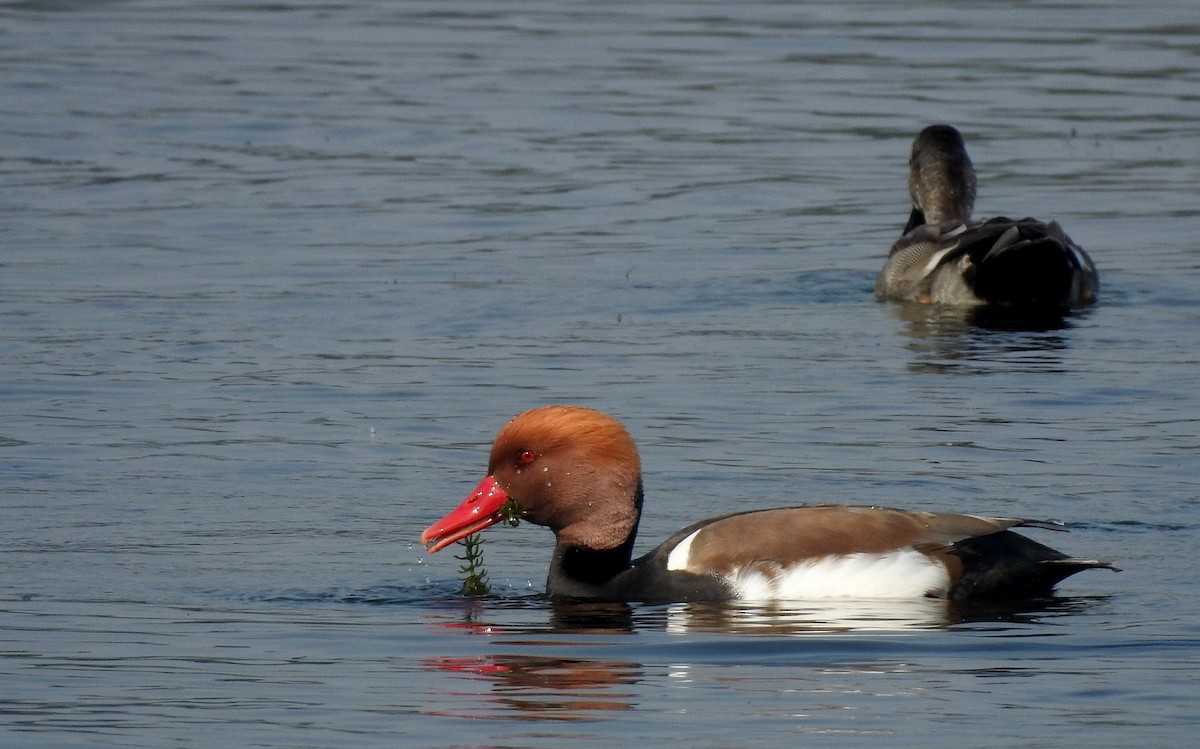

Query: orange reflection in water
424,653,639,721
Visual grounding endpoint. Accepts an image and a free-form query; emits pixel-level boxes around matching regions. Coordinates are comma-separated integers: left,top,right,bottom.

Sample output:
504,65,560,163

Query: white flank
728,550,950,600
665,529,699,571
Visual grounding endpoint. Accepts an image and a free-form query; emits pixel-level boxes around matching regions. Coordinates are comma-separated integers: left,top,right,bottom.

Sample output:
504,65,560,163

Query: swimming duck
875,124,1098,308
421,405,1114,603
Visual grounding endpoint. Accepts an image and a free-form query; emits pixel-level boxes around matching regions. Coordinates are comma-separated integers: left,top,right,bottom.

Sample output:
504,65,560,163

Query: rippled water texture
2,1,1198,747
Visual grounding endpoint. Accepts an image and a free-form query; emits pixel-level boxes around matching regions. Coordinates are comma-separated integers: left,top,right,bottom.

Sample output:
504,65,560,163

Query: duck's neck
546,541,638,600
911,170,975,227
908,147,976,228
545,481,643,601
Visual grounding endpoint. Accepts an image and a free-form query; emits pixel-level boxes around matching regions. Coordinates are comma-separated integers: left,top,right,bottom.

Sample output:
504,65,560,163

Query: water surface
2,1,1198,747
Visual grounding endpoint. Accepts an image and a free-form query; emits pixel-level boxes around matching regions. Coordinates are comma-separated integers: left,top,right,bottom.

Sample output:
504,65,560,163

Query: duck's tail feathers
972,223,1082,307
950,530,1118,601
1044,558,1121,575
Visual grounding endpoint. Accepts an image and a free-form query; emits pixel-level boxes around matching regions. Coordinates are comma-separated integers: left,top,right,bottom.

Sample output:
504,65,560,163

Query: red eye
518,449,536,464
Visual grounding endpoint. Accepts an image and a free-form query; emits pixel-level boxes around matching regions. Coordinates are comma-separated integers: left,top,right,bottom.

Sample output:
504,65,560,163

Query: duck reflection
424,652,639,721
428,594,1095,640
548,600,636,632
885,301,1086,374
890,299,1078,333
427,599,639,635
660,595,1096,634
665,597,950,634
420,595,1104,720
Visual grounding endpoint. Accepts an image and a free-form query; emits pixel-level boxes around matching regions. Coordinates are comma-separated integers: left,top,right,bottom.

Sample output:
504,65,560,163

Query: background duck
875,124,1098,308
421,405,1114,604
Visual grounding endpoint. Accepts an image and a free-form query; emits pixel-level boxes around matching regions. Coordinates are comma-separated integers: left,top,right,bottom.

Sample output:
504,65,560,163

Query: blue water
2,1,1198,747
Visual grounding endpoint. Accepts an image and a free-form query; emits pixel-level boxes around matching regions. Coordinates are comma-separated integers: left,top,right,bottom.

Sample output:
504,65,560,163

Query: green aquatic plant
456,534,490,597
499,497,522,527
454,499,523,597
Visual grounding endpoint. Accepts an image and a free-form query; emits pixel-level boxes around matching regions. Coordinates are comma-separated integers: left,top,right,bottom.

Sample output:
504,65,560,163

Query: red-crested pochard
875,124,1098,308
420,405,1115,603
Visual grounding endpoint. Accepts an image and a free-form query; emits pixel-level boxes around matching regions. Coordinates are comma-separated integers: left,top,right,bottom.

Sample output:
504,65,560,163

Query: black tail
949,530,1117,602
971,224,1078,307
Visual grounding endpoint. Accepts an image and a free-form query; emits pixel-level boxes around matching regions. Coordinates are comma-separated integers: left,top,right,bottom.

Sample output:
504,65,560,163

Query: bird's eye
517,449,537,465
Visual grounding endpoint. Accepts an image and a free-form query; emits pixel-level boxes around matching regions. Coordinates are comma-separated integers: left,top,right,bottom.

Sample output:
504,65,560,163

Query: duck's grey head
907,124,977,226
